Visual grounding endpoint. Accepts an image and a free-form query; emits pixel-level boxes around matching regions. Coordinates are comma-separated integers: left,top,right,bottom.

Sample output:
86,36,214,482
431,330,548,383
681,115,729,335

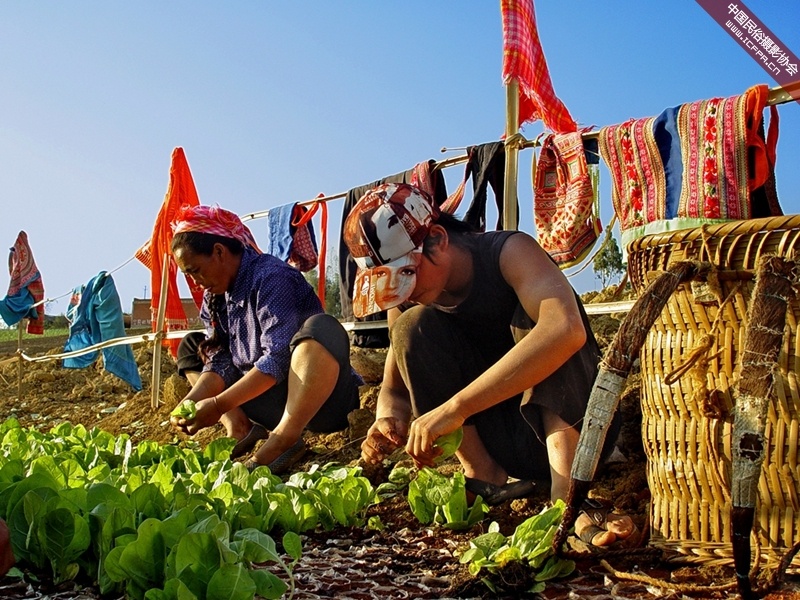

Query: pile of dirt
1,306,798,599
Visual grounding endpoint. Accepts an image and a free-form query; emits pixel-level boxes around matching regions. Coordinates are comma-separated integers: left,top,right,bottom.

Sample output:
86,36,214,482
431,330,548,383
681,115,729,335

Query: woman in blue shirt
169,205,361,473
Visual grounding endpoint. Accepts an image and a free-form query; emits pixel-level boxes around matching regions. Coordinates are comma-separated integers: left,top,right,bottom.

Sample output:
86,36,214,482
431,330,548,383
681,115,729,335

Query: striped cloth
501,0,576,133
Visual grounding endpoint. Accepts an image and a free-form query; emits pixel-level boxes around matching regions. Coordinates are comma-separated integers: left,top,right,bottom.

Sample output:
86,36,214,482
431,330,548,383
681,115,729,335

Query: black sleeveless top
433,231,602,427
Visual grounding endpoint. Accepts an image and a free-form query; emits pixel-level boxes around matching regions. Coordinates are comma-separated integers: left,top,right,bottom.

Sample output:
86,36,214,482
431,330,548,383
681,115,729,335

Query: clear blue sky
1,1,798,319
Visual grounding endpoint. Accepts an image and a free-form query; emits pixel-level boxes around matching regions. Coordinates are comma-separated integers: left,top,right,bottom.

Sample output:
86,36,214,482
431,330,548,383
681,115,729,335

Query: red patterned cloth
4,231,45,334
534,132,601,267
676,84,768,220
290,198,327,307
501,0,576,133
135,147,204,357
598,115,666,235
599,85,779,249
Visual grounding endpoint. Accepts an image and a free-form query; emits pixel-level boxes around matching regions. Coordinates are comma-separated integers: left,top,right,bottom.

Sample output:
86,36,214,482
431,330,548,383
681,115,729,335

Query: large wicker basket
627,214,800,566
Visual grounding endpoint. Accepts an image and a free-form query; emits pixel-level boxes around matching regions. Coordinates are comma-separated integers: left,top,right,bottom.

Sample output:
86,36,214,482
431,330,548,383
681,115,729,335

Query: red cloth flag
501,0,577,133
135,147,204,357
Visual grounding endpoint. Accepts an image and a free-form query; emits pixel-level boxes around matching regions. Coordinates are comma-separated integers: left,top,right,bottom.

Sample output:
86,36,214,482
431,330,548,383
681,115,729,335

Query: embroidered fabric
534,131,601,267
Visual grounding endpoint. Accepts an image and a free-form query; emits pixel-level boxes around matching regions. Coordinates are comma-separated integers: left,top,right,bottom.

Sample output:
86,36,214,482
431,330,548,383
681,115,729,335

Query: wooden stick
730,254,796,600
503,79,519,232
16,320,23,401
151,254,170,409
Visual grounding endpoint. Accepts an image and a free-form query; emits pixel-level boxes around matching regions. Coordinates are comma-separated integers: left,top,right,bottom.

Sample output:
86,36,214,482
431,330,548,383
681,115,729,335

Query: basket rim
627,214,800,251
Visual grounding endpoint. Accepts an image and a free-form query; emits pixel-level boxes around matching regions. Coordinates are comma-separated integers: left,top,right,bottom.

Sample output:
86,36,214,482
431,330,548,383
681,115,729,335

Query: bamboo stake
503,79,520,232
151,254,170,409
730,254,796,600
16,320,23,401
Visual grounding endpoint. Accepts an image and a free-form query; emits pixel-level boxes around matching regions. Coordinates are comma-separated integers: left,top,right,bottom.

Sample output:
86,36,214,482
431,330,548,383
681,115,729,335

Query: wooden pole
503,79,520,232
151,253,170,409
16,320,24,401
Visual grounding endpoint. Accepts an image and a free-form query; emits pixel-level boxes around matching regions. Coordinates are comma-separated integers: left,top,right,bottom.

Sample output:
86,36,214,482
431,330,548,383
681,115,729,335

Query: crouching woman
169,204,362,473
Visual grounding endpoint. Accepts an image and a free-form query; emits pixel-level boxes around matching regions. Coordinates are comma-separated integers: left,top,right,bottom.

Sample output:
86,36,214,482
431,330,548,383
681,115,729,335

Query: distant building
130,298,201,328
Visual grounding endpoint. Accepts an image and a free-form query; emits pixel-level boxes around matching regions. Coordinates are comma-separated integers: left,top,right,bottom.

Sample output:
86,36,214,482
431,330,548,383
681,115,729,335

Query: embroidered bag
534,131,601,267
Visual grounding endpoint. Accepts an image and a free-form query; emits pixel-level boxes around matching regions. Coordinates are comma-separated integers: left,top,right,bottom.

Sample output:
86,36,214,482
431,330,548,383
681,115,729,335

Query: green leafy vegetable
170,400,197,420
432,427,463,463
407,467,488,530
458,500,575,592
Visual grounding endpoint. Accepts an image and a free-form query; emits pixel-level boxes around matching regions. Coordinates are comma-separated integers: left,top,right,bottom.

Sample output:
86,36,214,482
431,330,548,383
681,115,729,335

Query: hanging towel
135,147,204,357
534,130,601,267
598,84,780,250
63,272,142,391
0,231,45,334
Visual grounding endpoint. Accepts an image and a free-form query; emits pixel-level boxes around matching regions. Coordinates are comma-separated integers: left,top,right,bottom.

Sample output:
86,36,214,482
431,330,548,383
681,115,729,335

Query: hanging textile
263,203,319,271
441,142,512,231
0,231,45,334
534,130,602,267
599,84,781,250
501,0,577,133
135,147,204,357
63,272,142,391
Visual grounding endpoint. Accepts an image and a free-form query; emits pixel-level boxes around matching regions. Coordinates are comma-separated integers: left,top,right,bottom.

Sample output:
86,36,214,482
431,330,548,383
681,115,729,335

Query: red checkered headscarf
172,205,262,253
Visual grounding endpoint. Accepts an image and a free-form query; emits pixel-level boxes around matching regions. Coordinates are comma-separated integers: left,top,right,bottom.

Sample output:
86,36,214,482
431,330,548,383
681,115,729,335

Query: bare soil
1,310,799,599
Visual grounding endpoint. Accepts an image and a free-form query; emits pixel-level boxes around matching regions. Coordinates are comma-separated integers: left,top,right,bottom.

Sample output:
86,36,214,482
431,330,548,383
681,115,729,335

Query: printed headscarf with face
343,183,438,317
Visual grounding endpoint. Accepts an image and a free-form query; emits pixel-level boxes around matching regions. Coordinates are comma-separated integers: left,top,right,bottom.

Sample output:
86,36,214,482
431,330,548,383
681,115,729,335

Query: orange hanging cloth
135,147,203,357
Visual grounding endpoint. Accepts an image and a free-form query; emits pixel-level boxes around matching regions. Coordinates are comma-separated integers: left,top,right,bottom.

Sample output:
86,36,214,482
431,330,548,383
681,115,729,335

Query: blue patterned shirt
200,248,323,386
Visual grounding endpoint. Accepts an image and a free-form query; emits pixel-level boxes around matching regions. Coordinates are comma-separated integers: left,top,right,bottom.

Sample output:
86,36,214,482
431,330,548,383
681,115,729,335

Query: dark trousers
177,314,360,433
390,305,619,482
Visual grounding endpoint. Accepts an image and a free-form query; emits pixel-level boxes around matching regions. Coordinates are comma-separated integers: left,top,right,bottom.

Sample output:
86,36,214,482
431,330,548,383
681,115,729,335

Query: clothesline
16,82,797,326
29,253,140,310
0,329,199,368
241,83,794,216
4,295,639,368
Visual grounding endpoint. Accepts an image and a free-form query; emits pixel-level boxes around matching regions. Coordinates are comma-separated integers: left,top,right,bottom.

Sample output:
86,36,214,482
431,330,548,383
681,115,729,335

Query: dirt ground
1,305,799,599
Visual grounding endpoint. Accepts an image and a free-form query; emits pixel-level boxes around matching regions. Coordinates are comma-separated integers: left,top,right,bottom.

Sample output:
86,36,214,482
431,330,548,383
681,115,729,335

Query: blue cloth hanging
63,272,142,391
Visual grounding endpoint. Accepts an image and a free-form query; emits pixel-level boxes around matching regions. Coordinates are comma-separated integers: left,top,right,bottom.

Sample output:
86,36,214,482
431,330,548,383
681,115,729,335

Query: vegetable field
1,303,799,599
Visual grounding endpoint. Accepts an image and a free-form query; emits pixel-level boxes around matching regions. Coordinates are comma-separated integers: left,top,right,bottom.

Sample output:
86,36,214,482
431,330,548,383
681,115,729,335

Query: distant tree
304,267,342,318
593,232,625,289
44,314,70,330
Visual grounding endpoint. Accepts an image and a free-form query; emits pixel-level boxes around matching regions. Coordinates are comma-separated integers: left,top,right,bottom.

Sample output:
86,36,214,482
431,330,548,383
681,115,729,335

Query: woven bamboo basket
627,214,800,567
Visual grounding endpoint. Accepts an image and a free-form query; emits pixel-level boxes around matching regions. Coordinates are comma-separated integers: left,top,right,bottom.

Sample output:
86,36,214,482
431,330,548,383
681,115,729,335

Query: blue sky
1,1,798,320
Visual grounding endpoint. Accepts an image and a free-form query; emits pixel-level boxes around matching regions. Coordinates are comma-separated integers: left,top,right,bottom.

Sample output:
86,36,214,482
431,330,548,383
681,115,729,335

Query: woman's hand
170,397,222,435
406,404,465,468
361,417,409,464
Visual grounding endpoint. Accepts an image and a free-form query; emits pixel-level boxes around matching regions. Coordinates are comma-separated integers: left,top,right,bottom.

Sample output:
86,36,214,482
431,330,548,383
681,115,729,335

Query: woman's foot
247,433,307,475
230,423,269,459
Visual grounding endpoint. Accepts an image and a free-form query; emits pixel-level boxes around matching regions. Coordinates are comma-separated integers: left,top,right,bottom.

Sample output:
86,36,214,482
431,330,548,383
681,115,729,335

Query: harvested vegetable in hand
170,399,197,419
433,427,463,463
